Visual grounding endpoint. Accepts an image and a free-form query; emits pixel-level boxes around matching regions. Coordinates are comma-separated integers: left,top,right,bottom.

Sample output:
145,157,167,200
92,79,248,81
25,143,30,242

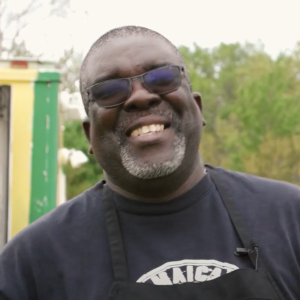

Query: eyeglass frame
87,65,185,108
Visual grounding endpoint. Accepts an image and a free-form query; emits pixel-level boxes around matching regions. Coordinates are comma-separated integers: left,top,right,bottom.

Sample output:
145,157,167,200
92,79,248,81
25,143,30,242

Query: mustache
115,107,181,137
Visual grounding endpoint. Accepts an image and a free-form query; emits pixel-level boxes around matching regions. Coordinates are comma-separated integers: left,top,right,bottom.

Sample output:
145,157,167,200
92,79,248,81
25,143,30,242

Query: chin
121,146,186,181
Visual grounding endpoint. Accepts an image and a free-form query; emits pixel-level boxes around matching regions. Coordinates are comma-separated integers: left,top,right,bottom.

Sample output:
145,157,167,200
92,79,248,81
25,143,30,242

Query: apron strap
102,185,129,281
208,167,259,269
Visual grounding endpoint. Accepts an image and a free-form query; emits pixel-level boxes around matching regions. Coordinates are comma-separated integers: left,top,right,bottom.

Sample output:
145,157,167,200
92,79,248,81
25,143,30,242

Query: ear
192,92,203,111
82,117,94,154
192,92,206,127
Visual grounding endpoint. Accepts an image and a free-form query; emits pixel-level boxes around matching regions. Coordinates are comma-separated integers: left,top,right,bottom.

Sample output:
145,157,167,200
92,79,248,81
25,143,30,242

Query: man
0,26,299,300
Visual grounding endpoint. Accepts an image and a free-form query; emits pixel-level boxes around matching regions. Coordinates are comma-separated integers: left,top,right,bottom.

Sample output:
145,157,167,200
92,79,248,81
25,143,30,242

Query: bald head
79,25,190,113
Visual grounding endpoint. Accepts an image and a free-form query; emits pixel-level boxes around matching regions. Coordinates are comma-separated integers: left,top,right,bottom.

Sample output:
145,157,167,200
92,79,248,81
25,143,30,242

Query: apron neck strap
102,185,129,281
208,167,259,269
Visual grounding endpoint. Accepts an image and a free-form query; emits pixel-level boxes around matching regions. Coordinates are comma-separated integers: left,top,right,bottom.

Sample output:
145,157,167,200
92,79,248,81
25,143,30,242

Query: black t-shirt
0,167,300,300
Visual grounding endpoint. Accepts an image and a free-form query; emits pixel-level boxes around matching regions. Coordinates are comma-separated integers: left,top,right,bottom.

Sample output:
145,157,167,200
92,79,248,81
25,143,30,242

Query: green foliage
179,42,300,184
63,121,104,199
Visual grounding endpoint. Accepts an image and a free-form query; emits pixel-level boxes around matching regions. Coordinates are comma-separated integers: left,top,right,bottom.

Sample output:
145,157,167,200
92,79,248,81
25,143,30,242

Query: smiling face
118,104,186,179
82,35,204,195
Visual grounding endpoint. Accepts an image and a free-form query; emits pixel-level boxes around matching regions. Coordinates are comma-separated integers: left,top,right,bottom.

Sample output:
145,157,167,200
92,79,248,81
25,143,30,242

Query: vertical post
0,86,10,251
29,72,60,223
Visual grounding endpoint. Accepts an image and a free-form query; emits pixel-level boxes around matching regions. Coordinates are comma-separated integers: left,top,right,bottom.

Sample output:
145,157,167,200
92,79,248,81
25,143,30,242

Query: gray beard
120,133,186,179
116,108,186,180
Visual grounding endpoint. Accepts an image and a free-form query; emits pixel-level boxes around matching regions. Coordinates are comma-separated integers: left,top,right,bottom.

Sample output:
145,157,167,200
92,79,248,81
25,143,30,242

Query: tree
227,52,300,182
179,43,265,165
179,42,300,185
0,0,70,57
55,48,83,94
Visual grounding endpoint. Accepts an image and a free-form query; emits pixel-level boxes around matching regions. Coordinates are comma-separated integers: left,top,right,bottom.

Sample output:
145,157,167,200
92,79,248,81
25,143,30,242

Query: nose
123,81,161,112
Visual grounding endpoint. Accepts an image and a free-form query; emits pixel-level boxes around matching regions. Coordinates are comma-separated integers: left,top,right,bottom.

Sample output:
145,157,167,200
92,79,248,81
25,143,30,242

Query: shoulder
208,165,300,205
207,165,300,230
0,182,106,299
31,181,104,234
208,165,300,239
226,167,300,205
1,181,105,258
206,168,300,296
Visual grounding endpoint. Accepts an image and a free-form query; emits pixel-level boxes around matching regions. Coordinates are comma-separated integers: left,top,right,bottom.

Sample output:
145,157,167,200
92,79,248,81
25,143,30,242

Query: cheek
89,106,121,151
168,89,202,137
89,118,123,170
90,105,120,134
166,88,201,122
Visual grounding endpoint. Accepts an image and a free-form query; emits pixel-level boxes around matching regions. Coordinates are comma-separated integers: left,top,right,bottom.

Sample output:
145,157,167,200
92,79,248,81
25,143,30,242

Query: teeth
149,124,156,132
142,126,149,133
131,130,139,137
130,124,165,137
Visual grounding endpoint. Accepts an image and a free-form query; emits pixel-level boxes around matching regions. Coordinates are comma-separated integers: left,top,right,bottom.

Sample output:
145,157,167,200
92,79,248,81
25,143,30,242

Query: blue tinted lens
143,66,181,94
90,79,130,107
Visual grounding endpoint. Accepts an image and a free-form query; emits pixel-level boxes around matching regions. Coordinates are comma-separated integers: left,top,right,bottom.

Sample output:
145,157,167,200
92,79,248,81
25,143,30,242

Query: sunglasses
87,65,183,108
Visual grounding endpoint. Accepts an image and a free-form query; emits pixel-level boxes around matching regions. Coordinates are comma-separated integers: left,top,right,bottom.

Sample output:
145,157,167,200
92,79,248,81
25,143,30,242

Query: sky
6,0,300,60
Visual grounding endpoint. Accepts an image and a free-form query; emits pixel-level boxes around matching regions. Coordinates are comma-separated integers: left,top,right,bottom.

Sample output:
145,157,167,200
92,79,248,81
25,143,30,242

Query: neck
106,155,205,202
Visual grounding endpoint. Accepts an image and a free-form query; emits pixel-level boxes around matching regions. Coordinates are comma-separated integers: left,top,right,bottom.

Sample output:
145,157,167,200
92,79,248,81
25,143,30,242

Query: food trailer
0,58,61,251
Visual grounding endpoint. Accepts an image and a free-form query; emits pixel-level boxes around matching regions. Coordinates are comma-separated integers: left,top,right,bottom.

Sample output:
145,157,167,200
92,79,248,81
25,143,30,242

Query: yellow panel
0,68,37,239
0,68,37,83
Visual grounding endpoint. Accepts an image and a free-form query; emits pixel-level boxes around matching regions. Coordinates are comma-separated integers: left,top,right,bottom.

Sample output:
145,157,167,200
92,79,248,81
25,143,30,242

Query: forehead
85,35,180,85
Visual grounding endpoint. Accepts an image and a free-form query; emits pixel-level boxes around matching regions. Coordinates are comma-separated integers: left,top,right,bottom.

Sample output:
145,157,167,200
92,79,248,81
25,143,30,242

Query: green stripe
29,72,60,223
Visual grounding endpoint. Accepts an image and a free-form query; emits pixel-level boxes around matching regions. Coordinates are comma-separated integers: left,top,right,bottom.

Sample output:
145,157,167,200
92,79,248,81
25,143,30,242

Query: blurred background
0,0,300,245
